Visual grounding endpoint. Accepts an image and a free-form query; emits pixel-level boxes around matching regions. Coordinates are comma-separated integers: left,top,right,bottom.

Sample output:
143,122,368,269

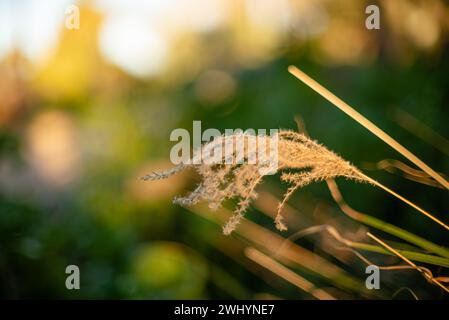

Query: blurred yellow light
405,7,440,49
26,110,79,186
316,20,376,65
194,70,236,107
99,16,168,78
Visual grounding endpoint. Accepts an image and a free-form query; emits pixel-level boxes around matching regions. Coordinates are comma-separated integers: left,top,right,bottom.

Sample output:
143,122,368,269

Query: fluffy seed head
142,130,369,235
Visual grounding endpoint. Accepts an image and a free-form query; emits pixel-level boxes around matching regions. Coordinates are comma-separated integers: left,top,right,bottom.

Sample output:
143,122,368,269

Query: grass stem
362,174,449,232
288,65,449,191
367,232,449,294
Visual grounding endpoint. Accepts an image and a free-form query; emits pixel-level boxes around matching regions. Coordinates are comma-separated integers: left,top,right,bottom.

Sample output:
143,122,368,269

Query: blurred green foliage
1,1,449,299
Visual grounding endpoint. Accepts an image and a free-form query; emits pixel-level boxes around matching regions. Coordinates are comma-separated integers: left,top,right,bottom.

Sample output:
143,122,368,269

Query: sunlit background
1,0,449,299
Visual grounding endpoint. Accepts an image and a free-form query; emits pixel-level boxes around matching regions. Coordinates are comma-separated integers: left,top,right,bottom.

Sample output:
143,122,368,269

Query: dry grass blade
391,108,449,157
277,224,449,268
392,287,419,300
326,179,449,258
334,246,421,272
188,203,368,293
366,159,446,189
362,176,449,231
288,65,449,191
367,232,449,294
245,247,336,300
279,224,428,273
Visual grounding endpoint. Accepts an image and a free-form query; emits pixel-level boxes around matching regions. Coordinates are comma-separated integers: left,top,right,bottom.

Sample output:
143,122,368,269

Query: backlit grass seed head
142,130,369,235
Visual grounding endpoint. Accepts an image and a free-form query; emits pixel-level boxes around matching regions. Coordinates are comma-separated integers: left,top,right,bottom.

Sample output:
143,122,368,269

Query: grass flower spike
143,130,370,234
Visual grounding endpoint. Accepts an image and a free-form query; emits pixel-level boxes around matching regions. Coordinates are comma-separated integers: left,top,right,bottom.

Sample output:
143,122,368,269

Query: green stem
354,212,449,259
327,179,449,259
349,242,449,268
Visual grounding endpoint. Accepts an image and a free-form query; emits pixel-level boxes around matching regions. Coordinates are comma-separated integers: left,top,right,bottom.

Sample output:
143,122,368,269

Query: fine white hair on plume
142,130,370,235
